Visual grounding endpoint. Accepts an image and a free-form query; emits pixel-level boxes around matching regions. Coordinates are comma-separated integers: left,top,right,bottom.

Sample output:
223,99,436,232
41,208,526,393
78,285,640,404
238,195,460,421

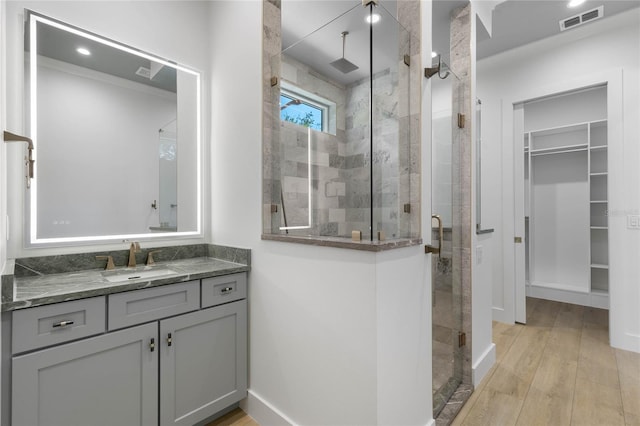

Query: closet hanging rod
530,147,588,157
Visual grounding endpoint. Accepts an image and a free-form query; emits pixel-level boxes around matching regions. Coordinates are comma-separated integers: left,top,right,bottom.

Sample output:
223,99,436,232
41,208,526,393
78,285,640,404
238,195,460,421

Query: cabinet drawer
201,273,247,308
12,297,106,354
108,281,200,331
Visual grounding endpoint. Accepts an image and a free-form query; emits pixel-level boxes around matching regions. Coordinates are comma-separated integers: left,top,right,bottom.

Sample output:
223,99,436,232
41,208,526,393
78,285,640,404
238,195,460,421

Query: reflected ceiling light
76,47,91,56
431,51,438,58
568,0,586,7
366,13,381,24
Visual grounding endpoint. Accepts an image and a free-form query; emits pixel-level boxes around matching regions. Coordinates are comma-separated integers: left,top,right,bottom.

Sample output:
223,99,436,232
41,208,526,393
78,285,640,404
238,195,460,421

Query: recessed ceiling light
76,47,91,56
366,13,381,24
568,0,586,7
431,51,438,58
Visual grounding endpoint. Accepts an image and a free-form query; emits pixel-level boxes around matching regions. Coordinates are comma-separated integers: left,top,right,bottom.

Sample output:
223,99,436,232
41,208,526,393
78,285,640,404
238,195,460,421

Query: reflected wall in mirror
26,11,201,245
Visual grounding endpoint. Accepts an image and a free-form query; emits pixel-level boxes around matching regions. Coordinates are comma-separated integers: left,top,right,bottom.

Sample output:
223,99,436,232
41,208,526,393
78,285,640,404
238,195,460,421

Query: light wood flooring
453,297,640,426
207,297,640,426
205,407,258,426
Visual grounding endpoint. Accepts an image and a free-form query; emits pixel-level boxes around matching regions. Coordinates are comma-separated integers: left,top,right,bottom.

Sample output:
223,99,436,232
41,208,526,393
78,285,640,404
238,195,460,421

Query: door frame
500,69,623,325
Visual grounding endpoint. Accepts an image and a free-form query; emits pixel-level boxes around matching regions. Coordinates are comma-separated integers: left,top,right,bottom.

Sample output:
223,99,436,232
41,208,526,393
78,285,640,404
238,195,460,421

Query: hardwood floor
205,407,258,426
453,297,640,426
207,298,640,426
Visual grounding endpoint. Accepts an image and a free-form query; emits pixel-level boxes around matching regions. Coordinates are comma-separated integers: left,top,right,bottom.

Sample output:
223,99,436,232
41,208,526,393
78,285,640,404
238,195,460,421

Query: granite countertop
1,244,251,312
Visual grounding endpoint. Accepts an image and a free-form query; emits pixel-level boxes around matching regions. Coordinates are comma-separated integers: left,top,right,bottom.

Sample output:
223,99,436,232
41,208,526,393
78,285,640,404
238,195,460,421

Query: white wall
1,0,7,266
478,10,640,352
4,1,211,256
209,1,433,424
469,6,497,387
0,4,7,424
36,60,175,238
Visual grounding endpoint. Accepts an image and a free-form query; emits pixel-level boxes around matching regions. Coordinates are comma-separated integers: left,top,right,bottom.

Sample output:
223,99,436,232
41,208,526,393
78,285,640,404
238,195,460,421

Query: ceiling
283,0,639,85
282,0,400,86
34,18,177,93
476,0,640,60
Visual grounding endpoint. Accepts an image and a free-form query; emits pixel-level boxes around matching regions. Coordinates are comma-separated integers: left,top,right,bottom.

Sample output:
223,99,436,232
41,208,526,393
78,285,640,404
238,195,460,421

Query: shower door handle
425,214,443,258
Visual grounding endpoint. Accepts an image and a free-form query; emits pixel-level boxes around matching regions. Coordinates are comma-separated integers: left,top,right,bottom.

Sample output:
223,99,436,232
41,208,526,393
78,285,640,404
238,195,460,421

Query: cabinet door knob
167,333,172,347
150,338,155,352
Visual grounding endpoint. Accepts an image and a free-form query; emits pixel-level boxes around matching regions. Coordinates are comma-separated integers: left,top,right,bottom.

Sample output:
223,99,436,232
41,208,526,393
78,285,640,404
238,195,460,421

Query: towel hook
4,131,34,188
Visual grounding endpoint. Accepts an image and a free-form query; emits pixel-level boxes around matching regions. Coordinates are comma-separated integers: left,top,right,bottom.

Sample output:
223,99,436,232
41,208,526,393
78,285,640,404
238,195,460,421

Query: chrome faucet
128,242,141,268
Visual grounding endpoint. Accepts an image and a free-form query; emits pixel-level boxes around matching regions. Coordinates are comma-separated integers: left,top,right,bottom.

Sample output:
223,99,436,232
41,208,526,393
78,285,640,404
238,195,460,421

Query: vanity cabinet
160,300,247,426
8,273,248,426
12,322,159,426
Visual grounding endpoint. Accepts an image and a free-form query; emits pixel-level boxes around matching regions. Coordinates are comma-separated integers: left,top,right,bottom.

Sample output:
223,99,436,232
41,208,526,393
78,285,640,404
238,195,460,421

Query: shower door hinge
270,76,278,87
458,332,466,347
403,54,410,67
514,236,523,243
457,113,466,129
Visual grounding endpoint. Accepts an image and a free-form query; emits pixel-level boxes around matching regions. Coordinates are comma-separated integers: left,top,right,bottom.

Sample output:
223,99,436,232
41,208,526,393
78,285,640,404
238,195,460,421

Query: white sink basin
102,267,179,283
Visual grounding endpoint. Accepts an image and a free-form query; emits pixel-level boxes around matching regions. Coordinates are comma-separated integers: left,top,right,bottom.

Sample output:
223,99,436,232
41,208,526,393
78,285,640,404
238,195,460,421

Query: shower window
280,93,324,131
280,82,335,134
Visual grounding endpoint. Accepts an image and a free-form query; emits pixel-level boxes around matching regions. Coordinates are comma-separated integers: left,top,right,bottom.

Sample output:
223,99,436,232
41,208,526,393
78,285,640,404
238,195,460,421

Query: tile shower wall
279,60,410,239
279,55,348,236
265,0,421,242
344,69,403,240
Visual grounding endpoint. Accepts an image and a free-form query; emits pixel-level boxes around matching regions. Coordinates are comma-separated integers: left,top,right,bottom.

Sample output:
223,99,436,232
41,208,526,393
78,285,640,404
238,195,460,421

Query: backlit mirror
25,11,201,245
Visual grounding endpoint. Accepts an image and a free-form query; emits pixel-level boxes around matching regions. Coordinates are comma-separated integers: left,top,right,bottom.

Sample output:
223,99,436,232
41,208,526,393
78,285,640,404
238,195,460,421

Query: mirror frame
26,11,203,246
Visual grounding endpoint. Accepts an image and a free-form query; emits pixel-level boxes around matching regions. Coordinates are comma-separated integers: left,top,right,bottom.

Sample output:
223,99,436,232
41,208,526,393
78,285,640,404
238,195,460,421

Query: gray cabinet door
12,322,158,426
160,300,247,426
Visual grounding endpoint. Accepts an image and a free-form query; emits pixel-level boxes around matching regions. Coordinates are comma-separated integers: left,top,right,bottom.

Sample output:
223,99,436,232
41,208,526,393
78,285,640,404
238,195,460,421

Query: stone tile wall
263,0,421,242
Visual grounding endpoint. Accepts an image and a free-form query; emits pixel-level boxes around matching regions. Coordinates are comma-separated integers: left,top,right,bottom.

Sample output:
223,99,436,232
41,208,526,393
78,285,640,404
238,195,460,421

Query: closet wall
523,86,609,308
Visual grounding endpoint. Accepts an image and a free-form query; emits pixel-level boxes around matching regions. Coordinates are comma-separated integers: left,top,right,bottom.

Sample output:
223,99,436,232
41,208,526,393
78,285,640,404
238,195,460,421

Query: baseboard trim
472,343,496,386
611,331,640,354
241,389,439,426
240,390,296,426
492,306,511,324
527,284,609,310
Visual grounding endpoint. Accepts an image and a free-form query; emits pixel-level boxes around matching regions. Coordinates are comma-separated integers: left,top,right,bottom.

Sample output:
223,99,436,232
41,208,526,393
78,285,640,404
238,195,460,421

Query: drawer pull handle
220,286,234,294
167,333,173,347
150,338,155,352
52,320,74,328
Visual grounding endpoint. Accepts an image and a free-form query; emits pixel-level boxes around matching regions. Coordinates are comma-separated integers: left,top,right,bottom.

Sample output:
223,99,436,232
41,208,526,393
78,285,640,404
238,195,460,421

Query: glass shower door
430,64,463,417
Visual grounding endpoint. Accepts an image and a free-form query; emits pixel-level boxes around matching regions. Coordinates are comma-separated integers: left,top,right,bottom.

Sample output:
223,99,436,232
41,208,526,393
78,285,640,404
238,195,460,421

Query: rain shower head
330,31,358,74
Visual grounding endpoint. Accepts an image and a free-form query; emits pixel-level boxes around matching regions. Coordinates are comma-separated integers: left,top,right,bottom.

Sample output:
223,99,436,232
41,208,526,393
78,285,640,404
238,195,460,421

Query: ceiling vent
135,66,151,78
560,6,604,31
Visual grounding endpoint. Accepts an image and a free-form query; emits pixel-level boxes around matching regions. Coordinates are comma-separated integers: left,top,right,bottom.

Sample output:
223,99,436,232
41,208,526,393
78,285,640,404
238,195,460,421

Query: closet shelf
590,263,609,269
529,122,588,136
590,172,608,176
590,226,608,230
590,200,608,204
530,144,588,156
590,146,607,151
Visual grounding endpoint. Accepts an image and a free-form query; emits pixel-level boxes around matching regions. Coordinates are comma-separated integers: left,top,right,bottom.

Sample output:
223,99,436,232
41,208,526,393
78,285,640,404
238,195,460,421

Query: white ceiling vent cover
560,6,604,31
135,66,151,78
